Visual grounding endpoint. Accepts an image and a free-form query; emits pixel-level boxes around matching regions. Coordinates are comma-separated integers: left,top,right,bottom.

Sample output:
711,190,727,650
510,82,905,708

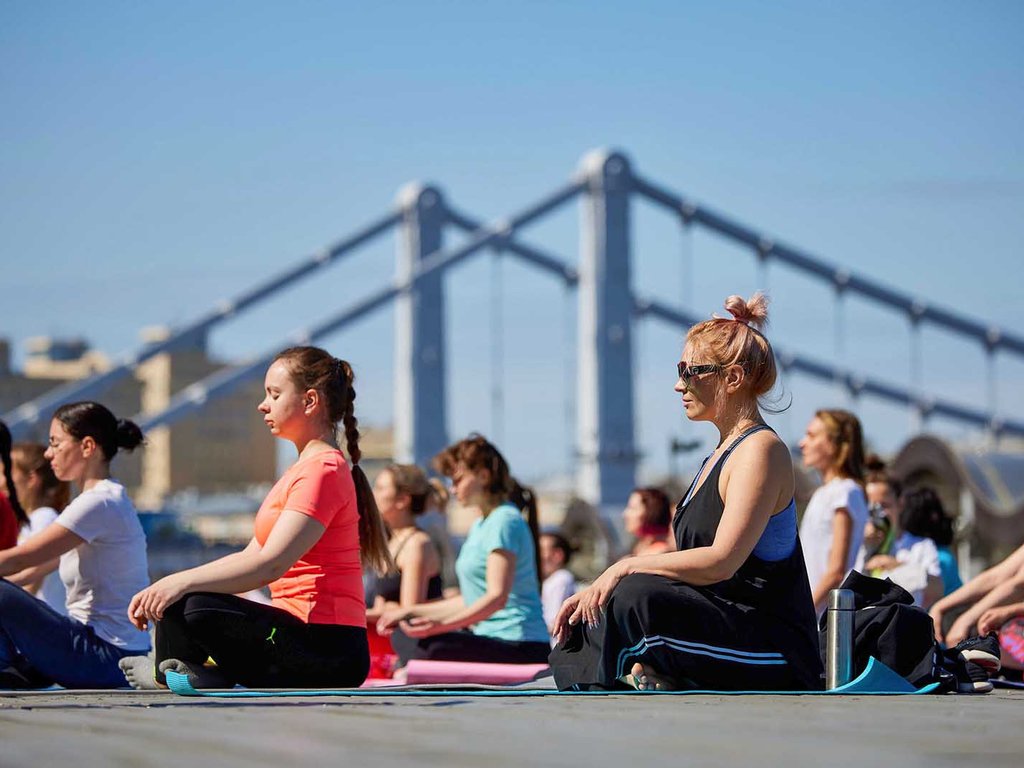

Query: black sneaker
945,633,1002,674
954,657,993,694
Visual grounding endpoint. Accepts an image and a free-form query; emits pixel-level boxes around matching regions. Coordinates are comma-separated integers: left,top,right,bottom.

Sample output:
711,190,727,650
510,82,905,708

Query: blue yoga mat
164,657,939,698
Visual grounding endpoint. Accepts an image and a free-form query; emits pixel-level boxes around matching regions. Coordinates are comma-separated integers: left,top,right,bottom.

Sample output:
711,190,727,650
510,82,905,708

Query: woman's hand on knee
128,574,190,629
573,562,627,627
552,593,582,645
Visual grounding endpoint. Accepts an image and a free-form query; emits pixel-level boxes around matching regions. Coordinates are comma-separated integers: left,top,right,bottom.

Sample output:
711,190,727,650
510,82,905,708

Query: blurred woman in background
622,487,673,558
798,409,869,614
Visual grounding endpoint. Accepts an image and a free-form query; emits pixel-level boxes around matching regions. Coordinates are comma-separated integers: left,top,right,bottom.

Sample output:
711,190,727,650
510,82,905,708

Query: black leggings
155,592,369,688
391,627,551,667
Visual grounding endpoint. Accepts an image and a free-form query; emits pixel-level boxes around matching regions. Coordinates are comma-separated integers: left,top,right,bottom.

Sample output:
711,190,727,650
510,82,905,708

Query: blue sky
3,1,1023,482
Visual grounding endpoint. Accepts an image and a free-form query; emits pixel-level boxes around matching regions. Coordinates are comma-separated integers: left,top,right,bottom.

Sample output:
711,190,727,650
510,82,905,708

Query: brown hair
11,442,71,513
434,434,542,588
864,454,902,498
274,346,392,576
633,486,671,536
383,463,449,516
815,409,866,482
52,401,144,462
685,293,784,412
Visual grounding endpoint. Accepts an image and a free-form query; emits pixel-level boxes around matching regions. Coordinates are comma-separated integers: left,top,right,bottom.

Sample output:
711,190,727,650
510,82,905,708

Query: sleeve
29,508,59,537
898,539,942,578
480,508,522,554
840,482,866,521
56,495,107,543
284,459,351,527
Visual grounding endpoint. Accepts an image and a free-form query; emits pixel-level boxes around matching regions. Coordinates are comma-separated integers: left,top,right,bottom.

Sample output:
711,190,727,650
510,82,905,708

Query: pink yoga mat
362,660,549,686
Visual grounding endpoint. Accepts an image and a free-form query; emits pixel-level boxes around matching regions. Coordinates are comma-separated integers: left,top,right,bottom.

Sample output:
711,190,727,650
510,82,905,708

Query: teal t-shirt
454,504,549,643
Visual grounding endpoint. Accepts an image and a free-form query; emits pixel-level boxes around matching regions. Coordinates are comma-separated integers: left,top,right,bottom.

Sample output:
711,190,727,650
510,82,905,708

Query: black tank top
673,425,824,689
364,531,444,607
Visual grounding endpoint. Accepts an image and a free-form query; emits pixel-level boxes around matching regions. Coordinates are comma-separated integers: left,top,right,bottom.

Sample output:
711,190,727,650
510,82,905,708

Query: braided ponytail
337,360,392,576
273,347,393,576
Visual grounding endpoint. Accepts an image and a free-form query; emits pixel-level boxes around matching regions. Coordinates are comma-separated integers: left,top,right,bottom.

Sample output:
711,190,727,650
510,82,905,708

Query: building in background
0,330,276,510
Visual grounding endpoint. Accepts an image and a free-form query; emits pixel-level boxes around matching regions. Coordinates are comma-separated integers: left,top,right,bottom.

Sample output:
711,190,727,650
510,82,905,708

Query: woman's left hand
398,616,445,639
865,554,899,572
128,574,191,629
568,561,628,629
978,605,1019,636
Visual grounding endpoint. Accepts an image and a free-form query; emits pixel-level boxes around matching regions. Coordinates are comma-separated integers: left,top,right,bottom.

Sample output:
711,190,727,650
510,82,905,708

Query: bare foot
622,661,675,691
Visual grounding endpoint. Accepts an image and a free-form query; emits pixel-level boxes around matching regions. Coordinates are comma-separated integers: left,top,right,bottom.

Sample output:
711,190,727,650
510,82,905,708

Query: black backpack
817,570,954,691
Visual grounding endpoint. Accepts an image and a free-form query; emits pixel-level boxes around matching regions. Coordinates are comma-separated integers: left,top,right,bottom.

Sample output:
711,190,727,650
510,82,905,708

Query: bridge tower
576,149,637,512
394,183,449,466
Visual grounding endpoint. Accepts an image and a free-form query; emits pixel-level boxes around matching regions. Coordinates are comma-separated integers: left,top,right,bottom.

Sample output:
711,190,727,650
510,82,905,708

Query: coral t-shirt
253,450,364,626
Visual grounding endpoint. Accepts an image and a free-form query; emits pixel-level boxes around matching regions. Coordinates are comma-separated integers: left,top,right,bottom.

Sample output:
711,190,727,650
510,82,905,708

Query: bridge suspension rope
490,245,505,447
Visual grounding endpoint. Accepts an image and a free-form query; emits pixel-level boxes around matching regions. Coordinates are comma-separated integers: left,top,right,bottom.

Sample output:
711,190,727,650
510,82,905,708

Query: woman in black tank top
366,464,445,621
549,294,823,691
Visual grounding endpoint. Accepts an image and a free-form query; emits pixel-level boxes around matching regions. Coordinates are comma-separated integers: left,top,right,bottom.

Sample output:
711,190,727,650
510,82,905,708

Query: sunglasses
676,361,719,383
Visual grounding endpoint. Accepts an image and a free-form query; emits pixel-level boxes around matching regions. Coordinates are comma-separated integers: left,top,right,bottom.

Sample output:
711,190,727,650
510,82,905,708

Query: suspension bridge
4,148,1023,514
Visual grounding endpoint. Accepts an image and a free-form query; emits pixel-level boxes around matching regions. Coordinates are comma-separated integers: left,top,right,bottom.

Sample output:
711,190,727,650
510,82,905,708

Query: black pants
549,573,805,691
391,627,550,667
155,592,369,688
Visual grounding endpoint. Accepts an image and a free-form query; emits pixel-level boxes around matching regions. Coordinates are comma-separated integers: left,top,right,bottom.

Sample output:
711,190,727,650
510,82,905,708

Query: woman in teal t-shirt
378,434,550,665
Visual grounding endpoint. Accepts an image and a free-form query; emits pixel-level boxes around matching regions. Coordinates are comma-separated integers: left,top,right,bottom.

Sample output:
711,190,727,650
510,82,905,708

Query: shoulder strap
680,453,714,508
721,424,774,463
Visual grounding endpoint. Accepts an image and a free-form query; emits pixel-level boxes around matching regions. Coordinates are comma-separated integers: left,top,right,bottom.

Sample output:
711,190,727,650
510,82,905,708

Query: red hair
686,292,779,407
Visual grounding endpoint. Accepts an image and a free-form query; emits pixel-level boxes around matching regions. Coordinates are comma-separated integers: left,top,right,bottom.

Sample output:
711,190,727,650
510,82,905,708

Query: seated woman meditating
366,463,445,620
120,346,391,689
377,434,550,665
0,403,150,689
550,294,823,691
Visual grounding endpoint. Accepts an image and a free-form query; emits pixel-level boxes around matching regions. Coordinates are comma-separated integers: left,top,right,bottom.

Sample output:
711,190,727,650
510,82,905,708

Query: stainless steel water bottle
826,588,855,689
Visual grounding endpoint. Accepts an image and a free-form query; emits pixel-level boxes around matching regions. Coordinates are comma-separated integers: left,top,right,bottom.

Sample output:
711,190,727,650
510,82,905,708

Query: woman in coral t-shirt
120,346,392,690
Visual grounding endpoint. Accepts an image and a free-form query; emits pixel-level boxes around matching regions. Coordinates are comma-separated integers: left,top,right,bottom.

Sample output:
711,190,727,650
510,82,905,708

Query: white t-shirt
887,532,942,607
799,477,869,599
541,568,577,634
17,506,67,615
56,479,151,651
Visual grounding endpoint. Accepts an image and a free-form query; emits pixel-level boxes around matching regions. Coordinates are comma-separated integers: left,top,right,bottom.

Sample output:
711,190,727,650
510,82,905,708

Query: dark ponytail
274,346,393,576
51,402,144,463
0,420,29,527
510,479,543,590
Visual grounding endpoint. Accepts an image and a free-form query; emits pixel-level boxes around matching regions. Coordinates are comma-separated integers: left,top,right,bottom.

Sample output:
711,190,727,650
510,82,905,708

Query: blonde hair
686,293,780,409
382,463,449,515
815,409,866,482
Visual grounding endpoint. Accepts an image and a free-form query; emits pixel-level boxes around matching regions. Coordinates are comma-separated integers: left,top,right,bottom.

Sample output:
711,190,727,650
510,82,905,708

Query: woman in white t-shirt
0,402,150,689
10,442,70,614
798,409,869,614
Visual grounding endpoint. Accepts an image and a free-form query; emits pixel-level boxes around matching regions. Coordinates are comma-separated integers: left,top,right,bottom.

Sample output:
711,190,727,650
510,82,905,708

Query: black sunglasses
676,361,719,382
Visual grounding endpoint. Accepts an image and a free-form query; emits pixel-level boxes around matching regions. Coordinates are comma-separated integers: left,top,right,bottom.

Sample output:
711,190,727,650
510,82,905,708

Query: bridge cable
909,317,924,433
490,245,505,447
562,279,576,478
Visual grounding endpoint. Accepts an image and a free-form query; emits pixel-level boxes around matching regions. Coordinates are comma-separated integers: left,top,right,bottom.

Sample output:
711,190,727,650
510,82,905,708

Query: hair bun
864,453,887,473
723,292,769,329
115,419,145,452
